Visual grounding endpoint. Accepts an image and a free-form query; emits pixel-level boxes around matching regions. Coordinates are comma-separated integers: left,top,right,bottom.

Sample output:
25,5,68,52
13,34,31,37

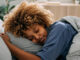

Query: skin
23,24,47,45
0,24,47,60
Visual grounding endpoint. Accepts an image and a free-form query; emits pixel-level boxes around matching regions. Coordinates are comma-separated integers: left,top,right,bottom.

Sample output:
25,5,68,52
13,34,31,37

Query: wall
0,0,6,6
0,0,75,6
48,0,74,3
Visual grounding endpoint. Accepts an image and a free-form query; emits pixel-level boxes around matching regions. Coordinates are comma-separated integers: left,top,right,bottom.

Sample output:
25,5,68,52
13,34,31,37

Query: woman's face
23,24,47,45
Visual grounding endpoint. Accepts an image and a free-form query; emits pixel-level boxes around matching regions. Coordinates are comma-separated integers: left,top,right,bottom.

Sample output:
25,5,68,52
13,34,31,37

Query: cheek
24,30,33,37
41,29,47,35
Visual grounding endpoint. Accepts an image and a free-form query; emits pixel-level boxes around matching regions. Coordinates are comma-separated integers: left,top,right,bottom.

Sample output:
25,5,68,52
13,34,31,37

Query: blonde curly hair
3,1,54,37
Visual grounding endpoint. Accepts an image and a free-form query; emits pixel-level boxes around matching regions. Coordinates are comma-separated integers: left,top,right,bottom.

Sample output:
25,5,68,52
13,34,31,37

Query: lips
40,37,46,43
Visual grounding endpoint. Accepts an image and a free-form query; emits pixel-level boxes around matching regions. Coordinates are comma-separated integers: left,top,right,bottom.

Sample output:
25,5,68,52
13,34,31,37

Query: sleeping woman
0,1,77,60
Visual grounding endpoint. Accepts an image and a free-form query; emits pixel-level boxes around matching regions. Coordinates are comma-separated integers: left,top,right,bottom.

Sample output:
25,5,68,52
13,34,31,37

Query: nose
34,34,40,40
34,34,45,40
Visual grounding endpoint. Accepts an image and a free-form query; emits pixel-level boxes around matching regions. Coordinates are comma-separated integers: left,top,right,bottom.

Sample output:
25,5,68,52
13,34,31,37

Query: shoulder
46,21,70,39
49,21,69,31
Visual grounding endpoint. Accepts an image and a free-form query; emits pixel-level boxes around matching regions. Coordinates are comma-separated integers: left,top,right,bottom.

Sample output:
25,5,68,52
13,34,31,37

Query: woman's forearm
6,42,41,60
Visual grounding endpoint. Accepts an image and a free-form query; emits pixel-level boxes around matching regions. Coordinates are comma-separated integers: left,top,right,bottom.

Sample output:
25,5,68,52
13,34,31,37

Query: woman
0,1,77,60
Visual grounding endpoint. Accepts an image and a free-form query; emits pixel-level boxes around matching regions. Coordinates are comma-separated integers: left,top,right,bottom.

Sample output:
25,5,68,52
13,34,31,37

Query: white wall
0,0,75,6
0,0,6,6
48,0,74,3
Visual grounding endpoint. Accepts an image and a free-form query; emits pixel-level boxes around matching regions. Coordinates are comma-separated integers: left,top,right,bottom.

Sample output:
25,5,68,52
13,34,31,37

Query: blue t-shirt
37,21,77,60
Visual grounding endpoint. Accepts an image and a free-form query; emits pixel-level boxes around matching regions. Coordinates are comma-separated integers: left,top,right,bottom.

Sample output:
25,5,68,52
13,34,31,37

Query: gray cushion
6,32,42,54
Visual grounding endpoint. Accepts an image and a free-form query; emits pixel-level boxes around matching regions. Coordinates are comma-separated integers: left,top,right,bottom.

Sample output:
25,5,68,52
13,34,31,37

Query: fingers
0,33,4,36
0,33,7,35
0,33,10,41
0,33,7,38
0,33,3,36
0,33,4,34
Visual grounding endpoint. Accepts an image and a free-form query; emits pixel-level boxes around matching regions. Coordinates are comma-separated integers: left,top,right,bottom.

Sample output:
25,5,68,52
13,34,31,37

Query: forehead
23,29,33,38
24,25,38,36
28,24,38,29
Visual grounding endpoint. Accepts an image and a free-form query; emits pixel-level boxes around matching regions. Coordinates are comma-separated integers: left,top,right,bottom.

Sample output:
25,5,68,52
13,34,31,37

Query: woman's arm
6,42,41,60
0,33,41,60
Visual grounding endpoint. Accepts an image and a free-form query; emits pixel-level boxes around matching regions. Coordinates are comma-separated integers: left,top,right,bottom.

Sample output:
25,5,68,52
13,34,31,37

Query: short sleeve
37,22,76,60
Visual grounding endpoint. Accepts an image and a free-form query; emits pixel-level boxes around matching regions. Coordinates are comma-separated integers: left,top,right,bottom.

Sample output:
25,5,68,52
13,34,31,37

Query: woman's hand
0,33,10,43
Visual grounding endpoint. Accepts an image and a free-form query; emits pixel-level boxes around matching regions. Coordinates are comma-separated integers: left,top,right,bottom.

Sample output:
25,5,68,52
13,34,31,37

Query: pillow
6,32,42,54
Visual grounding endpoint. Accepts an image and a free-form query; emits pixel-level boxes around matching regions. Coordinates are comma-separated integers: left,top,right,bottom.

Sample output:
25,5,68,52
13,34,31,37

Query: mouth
39,37,46,43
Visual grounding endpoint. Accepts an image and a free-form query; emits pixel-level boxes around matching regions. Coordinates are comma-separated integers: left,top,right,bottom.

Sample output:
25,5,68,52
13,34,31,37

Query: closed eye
34,28,39,33
28,36,34,41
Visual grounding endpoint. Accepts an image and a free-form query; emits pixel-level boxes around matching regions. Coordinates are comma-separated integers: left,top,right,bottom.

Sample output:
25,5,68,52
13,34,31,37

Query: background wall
0,0,75,6
48,0,74,3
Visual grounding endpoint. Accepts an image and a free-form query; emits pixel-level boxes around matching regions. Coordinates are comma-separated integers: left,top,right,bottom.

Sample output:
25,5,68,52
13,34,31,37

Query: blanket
60,16,80,60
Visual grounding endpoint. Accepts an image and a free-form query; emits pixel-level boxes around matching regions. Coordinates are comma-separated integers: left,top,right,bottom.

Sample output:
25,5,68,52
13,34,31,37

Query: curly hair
3,1,54,37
